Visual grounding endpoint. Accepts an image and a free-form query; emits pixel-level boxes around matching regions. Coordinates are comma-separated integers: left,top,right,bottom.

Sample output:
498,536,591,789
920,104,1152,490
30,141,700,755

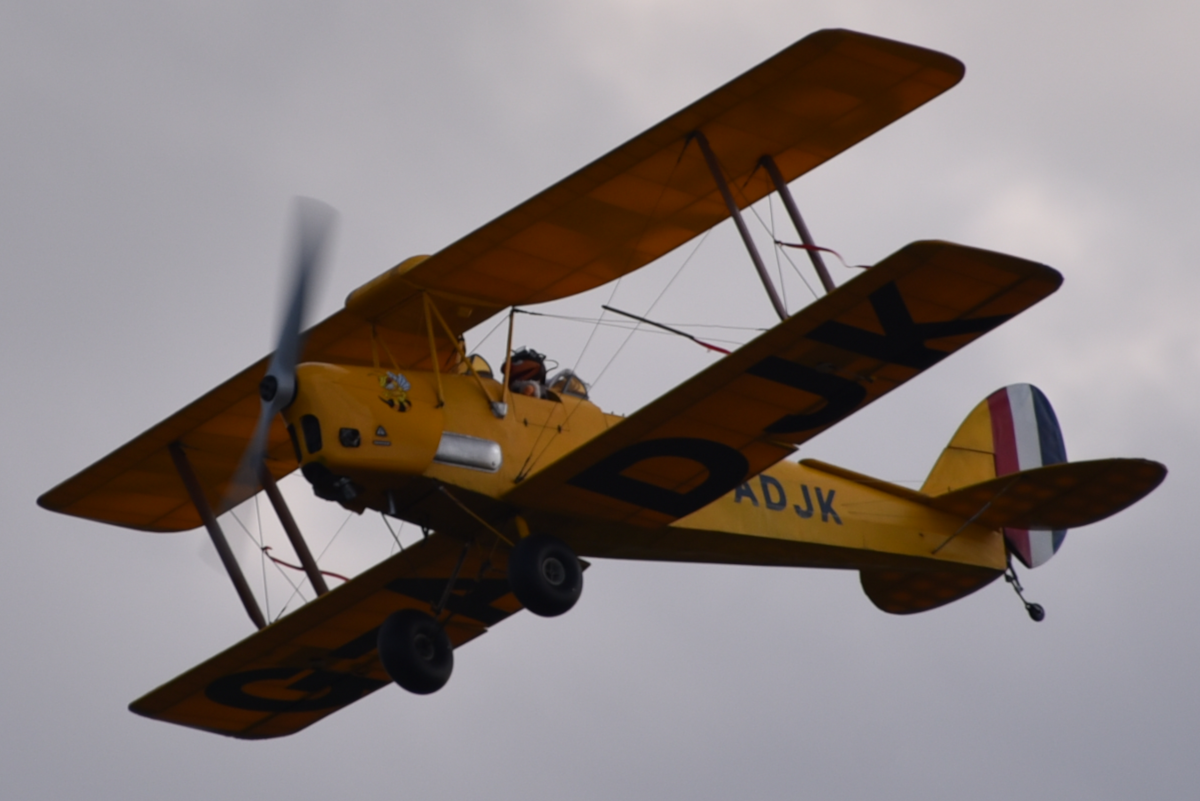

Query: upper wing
505,241,1063,529
129,534,521,739
39,29,963,531
347,28,963,323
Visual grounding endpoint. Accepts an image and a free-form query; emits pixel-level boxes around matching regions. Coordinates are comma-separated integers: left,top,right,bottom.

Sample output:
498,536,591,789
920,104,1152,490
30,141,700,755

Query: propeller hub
259,375,279,402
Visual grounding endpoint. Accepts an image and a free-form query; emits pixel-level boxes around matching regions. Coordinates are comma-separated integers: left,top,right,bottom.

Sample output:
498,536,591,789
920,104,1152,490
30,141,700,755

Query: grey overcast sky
4,2,1198,798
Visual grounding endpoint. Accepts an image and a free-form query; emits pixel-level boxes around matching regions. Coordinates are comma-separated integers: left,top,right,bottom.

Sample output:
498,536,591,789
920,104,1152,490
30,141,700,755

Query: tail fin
861,384,1165,615
923,384,1068,568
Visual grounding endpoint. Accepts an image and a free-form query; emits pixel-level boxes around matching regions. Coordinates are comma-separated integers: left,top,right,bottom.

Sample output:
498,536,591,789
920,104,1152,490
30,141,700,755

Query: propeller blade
224,198,336,510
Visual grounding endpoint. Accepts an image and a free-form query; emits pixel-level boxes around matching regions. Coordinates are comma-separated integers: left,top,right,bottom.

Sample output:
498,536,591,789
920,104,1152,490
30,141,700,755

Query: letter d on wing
568,438,750,518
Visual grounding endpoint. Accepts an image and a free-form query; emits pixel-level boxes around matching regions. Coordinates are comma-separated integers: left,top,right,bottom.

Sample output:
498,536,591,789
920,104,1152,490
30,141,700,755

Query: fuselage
282,363,1005,577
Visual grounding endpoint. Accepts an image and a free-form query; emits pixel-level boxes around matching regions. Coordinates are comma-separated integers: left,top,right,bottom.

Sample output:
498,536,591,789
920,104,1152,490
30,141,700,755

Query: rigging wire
381,512,404,554
465,310,513,358
588,228,713,389
516,165,854,480
274,509,356,615
512,139,691,482
316,511,355,561
254,493,268,620
731,160,834,301
744,186,818,303
557,138,691,383
515,227,713,481
769,195,788,311
517,308,750,346
228,507,308,604
600,304,731,354
514,309,766,332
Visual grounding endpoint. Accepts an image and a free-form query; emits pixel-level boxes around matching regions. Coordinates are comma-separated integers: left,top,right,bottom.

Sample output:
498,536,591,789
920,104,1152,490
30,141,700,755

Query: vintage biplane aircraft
39,29,1165,739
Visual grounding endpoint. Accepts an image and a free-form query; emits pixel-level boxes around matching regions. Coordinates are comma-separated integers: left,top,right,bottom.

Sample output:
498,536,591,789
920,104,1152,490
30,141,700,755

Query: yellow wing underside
40,29,964,532
130,534,521,739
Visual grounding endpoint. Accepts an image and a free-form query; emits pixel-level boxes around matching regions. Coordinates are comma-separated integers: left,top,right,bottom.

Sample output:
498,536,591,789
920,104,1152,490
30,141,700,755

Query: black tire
377,609,453,694
509,534,583,617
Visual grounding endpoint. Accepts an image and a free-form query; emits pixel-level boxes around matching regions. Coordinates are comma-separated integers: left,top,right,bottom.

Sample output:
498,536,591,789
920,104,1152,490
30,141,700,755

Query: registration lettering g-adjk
39,29,1165,739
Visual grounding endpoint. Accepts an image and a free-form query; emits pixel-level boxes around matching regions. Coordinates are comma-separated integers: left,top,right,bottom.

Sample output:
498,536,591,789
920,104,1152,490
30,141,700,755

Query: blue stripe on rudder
1031,386,1067,466
1052,529,1067,552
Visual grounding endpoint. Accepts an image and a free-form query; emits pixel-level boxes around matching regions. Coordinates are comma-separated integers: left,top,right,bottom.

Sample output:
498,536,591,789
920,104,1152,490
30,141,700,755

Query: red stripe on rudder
988,389,1020,477
1004,527,1033,567
989,388,1034,565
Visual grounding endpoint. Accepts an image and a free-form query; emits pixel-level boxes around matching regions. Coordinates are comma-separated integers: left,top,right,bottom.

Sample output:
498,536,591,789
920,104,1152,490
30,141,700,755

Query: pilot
503,348,548,398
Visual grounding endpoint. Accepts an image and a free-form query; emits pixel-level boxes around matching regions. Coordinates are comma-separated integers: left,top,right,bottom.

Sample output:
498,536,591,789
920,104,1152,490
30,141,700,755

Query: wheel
508,533,583,617
1026,602,1046,622
377,609,453,694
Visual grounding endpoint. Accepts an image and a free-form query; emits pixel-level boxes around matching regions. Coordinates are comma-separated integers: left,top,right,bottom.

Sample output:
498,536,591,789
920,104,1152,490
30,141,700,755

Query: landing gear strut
509,534,583,617
377,609,454,694
1004,556,1045,622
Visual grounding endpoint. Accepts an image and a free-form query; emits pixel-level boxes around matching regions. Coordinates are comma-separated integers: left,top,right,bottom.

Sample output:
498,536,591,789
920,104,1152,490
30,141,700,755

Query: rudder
923,384,1067,568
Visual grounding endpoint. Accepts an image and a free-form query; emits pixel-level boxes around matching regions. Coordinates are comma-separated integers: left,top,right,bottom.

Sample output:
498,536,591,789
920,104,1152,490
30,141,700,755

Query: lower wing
130,535,520,739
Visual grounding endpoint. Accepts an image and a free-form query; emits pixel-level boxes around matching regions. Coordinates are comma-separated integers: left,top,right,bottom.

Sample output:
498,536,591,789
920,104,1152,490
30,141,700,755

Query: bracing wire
512,139,691,481
316,511,355,561
228,507,308,604
515,309,765,333
381,512,404,554
769,195,788,311
254,494,268,620
588,227,713,389
515,227,714,481
274,510,356,615
745,189,818,303
465,310,513,358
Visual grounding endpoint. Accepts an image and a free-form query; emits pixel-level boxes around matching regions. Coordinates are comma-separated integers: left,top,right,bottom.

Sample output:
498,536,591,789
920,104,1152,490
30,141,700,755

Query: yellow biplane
39,29,1165,739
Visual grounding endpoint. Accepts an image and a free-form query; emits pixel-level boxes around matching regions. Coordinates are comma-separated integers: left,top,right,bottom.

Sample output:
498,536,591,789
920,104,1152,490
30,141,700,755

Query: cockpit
486,347,590,401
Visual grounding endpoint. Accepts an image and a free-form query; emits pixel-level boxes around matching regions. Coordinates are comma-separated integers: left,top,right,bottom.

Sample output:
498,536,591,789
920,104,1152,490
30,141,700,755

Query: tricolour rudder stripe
986,384,1067,568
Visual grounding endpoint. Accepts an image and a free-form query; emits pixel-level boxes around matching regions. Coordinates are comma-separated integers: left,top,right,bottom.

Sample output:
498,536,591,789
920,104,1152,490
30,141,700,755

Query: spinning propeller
226,198,336,507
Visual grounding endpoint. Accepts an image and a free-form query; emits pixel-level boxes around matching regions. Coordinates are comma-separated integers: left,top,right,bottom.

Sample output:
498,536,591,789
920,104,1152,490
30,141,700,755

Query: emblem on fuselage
377,372,411,412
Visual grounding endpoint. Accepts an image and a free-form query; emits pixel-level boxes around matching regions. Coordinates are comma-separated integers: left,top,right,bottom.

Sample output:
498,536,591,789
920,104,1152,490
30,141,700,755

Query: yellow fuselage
283,363,1004,576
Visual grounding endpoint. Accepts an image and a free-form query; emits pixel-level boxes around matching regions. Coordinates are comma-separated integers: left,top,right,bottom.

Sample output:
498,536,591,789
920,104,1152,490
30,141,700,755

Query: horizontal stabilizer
928,458,1166,531
860,567,1001,615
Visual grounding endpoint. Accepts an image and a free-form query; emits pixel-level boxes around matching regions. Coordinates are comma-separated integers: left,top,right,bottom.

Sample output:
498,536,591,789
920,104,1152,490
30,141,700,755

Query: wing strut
758,155,836,295
259,465,329,596
168,443,266,629
689,131,788,321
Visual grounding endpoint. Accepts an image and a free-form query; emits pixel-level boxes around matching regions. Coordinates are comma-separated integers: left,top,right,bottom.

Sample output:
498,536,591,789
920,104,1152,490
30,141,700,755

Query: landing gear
509,534,583,617
1004,556,1045,623
377,609,453,694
